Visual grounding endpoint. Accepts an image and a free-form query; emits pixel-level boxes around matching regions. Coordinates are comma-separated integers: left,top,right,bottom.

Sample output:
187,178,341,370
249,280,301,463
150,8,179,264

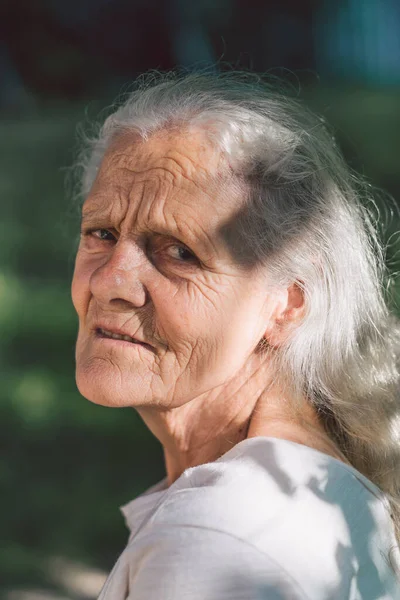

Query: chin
75,362,158,408
76,375,119,407
75,368,125,408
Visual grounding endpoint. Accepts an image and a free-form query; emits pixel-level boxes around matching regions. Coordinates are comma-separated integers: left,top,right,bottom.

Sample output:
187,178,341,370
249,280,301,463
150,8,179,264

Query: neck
137,359,349,487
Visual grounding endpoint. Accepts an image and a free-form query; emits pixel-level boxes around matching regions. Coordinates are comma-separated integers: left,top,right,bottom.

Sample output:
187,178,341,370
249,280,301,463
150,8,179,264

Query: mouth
95,328,155,352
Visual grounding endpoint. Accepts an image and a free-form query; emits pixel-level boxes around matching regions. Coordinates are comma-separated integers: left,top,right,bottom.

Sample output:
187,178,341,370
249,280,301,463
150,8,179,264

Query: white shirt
97,436,400,599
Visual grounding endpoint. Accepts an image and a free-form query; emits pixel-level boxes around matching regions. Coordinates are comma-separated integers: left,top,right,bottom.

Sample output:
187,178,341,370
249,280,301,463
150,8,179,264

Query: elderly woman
71,71,400,599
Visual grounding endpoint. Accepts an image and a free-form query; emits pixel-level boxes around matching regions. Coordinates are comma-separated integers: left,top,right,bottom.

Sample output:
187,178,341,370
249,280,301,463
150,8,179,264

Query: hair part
74,69,400,577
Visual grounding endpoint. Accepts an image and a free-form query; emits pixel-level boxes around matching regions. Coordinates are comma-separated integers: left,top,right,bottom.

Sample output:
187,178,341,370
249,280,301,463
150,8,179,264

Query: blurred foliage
0,104,165,598
1,85,400,597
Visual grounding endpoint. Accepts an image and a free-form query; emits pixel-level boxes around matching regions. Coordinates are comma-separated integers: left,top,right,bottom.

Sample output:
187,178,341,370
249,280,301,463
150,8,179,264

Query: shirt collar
120,476,169,535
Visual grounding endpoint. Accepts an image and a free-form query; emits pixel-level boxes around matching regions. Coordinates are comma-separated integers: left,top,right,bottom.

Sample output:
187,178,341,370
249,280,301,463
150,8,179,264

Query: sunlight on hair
390,414,400,443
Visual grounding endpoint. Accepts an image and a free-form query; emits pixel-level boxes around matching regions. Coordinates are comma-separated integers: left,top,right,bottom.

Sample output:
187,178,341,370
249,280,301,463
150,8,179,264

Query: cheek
155,280,224,344
71,256,91,317
155,281,242,374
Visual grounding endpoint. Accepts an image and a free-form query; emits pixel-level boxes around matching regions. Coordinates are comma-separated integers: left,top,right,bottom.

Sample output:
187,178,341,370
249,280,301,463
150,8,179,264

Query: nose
90,239,149,309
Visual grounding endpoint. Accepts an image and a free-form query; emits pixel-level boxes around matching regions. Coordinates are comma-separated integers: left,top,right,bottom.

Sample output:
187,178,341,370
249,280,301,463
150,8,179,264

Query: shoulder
145,436,383,544
129,437,395,598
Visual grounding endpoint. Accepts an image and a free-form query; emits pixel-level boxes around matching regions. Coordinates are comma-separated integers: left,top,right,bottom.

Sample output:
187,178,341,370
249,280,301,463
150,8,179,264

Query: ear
263,281,306,348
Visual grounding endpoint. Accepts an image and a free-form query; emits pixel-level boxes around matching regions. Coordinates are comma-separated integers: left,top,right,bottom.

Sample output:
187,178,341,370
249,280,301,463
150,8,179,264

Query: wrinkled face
71,129,277,408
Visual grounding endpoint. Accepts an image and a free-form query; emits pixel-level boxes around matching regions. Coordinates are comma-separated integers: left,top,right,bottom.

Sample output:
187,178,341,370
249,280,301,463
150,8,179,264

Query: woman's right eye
93,229,116,241
83,228,116,242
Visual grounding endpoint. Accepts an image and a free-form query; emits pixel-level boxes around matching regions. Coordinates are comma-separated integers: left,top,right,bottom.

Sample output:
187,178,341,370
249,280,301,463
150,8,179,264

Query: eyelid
81,226,117,240
151,238,200,264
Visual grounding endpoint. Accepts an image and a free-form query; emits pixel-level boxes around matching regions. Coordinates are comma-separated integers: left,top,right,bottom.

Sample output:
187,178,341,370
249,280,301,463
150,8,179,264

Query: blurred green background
1,0,400,598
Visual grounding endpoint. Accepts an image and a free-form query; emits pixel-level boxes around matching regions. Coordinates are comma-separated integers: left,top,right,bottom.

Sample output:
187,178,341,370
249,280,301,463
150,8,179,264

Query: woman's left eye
165,244,198,263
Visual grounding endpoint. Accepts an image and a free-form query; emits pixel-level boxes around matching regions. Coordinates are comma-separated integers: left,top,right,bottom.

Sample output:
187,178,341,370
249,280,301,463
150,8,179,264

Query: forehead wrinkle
95,128,238,203
82,182,129,225
126,174,163,235
105,127,228,184
109,158,216,202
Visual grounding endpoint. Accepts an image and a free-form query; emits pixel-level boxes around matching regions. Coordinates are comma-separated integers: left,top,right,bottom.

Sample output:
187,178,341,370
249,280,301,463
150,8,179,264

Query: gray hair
75,70,400,575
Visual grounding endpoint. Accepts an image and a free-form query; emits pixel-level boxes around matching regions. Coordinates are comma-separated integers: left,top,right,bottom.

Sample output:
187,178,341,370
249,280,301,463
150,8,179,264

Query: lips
98,328,138,344
94,326,155,352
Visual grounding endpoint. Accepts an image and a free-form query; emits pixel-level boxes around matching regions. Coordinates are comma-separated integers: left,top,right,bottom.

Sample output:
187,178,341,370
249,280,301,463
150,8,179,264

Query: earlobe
263,319,290,348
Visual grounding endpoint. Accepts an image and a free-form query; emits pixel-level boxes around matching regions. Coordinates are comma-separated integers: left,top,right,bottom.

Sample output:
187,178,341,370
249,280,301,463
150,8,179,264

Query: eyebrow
81,206,108,220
